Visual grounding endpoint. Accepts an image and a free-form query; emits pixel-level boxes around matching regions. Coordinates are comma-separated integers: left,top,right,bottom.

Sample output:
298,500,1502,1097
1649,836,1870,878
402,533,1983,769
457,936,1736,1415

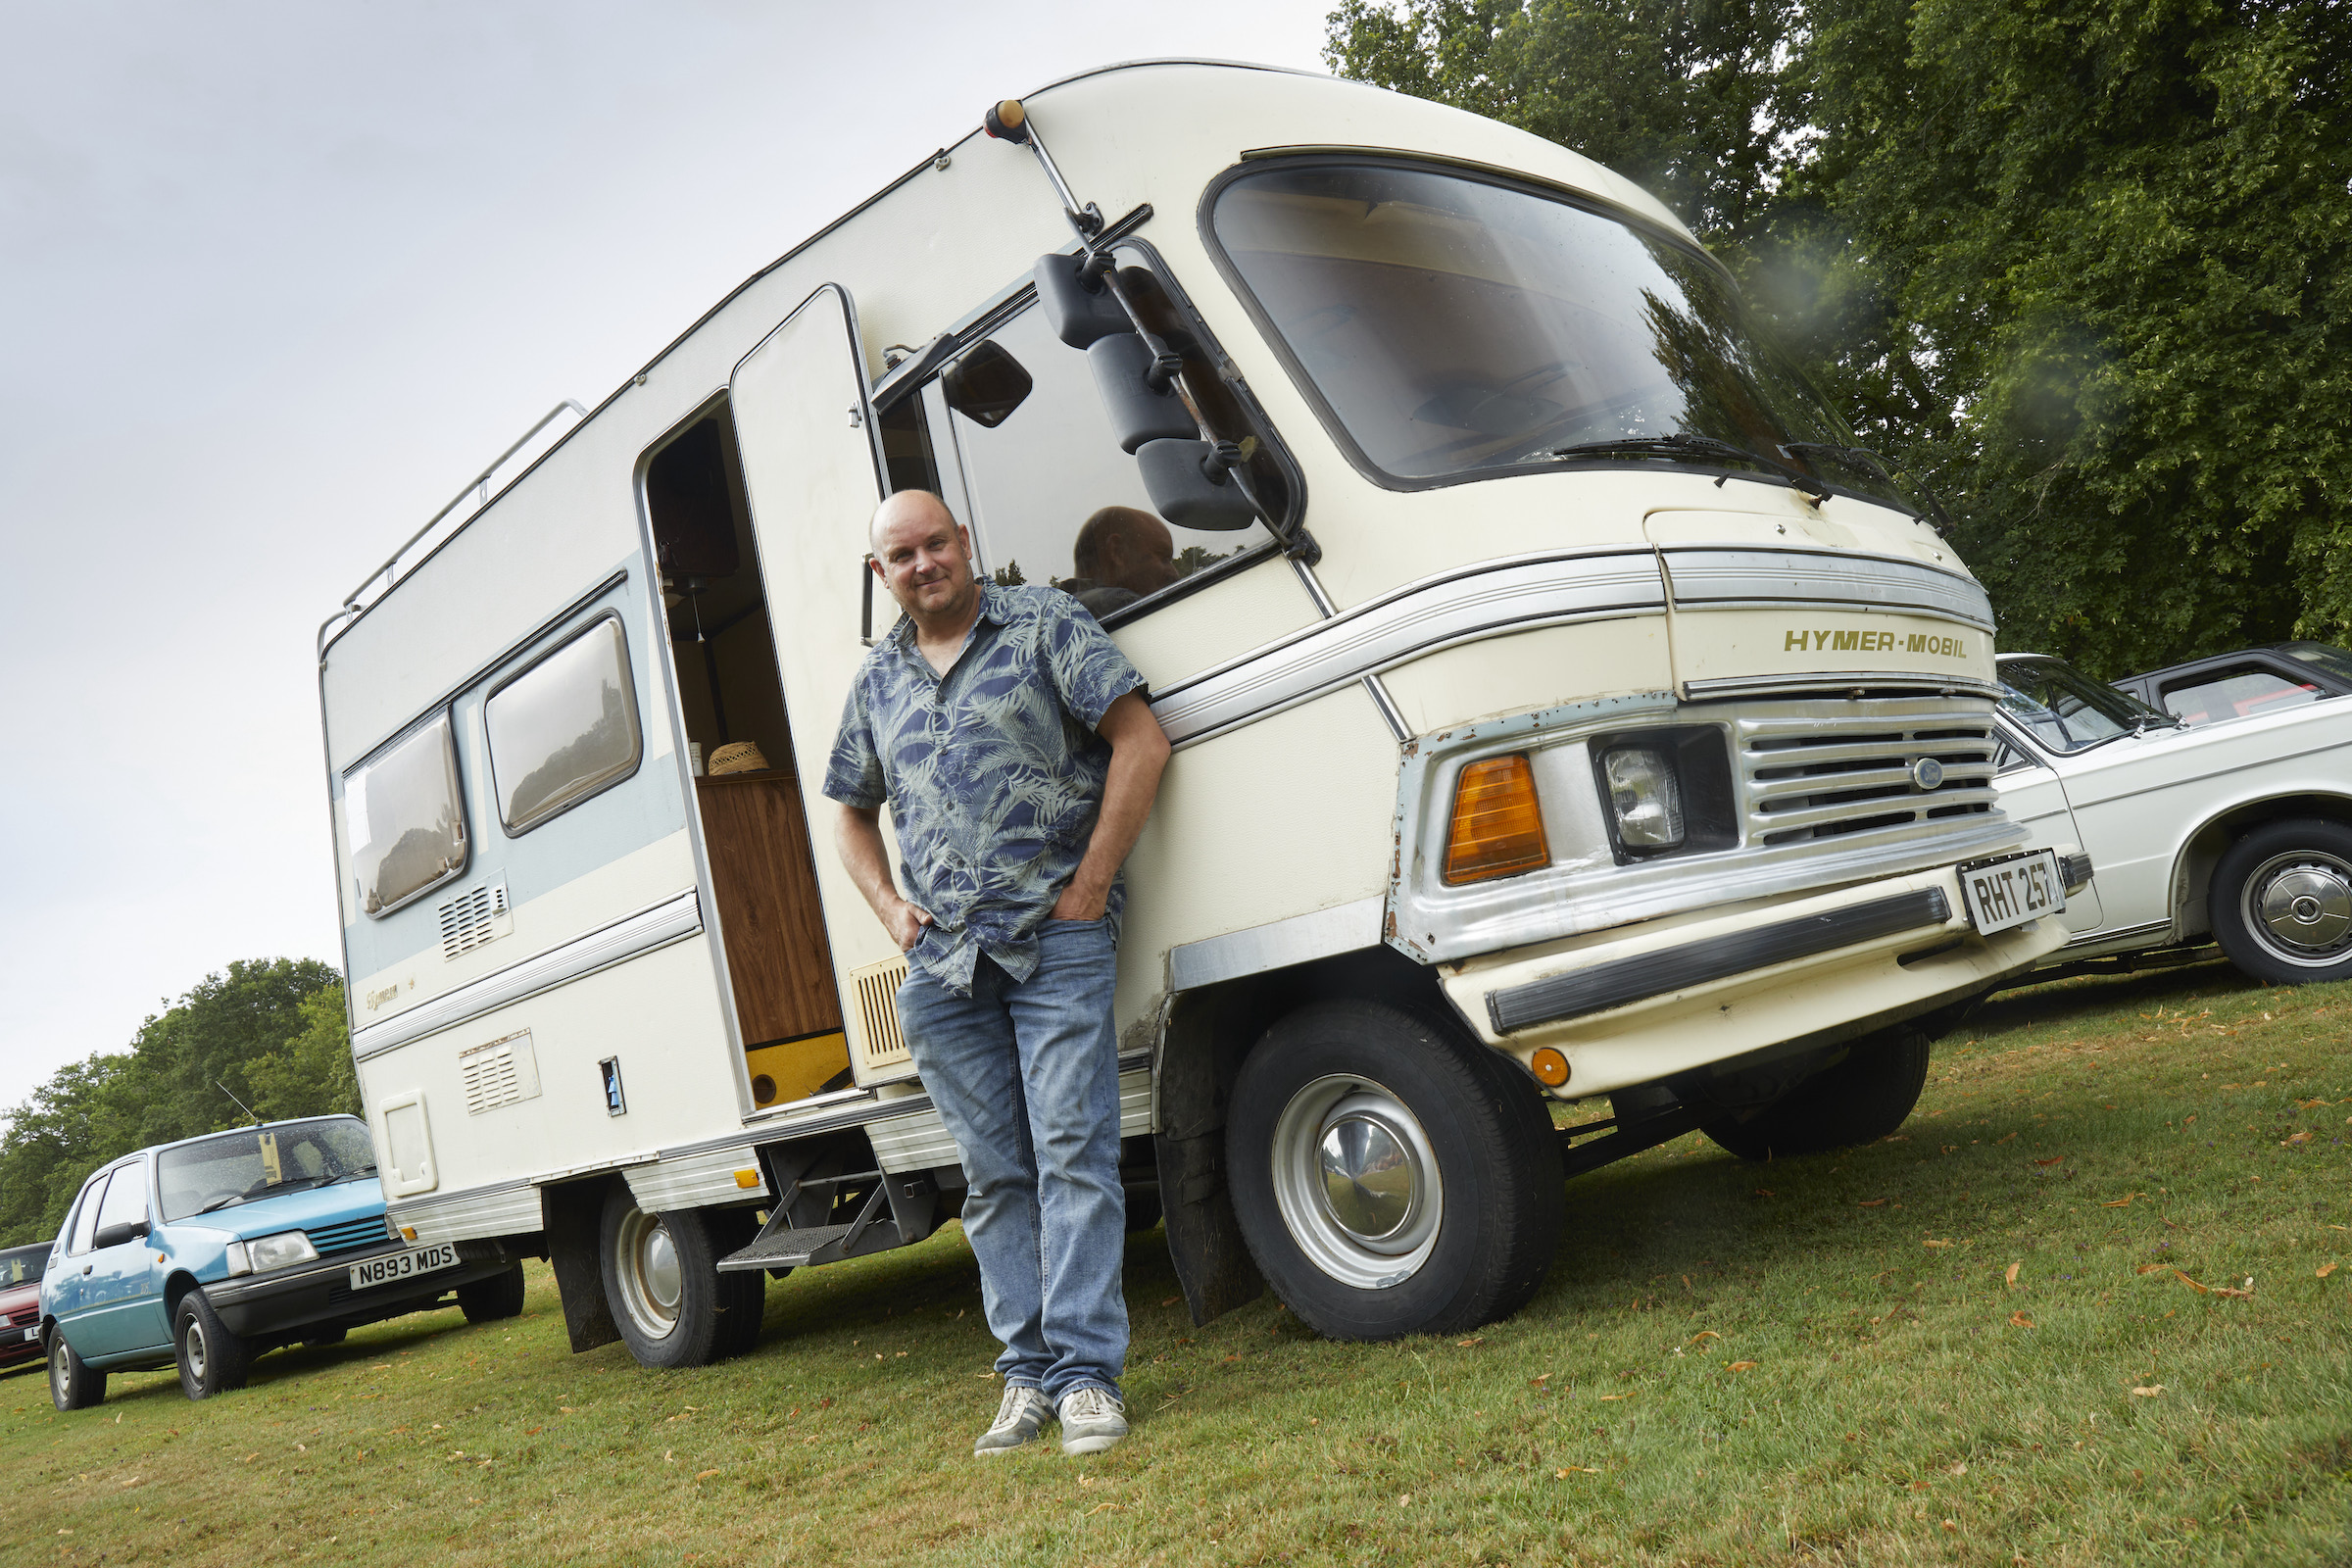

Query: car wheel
457,1262,527,1325
173,1292,251,1400
1704,1027,1933,1161
1225,1000,1564,1342
1122,1189,1164,1234
2211,819,2352,984
47,1329,105,1411
597,1189,763,1369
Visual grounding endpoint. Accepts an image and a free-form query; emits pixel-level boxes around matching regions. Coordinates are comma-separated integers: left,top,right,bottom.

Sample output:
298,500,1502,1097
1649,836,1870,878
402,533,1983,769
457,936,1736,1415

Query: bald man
824,490,1170,1458
1065,505,1182,619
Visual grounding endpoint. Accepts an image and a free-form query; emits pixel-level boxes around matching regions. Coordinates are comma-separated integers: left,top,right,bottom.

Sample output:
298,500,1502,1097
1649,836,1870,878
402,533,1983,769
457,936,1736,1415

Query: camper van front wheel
1225,1001,1564,1342
597,1190,764,1369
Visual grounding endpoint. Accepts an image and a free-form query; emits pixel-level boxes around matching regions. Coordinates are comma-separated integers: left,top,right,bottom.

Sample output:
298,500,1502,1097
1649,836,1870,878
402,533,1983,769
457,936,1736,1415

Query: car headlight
246,1231,318,1272
1601,746,1685,849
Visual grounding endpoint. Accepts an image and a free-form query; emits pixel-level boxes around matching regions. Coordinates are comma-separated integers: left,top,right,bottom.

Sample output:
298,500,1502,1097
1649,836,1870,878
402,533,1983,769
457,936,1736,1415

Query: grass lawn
8,960,2349,1567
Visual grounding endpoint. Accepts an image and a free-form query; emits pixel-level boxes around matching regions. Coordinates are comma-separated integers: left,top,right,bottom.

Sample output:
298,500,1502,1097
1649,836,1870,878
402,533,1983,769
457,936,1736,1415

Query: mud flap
544,1179,619,1353
1154,994,1264,1326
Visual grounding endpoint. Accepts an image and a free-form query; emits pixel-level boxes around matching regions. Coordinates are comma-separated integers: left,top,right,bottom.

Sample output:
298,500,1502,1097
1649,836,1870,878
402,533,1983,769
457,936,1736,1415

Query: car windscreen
0,1244,48,1287
2279,641,2352,684
157,1119,379,1222
1998,659,2155,754
1208,160,1912,507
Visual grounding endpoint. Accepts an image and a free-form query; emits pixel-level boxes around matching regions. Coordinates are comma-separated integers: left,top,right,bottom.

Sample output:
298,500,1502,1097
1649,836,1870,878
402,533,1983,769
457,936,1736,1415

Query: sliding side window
346,710,468,917
485,615,644,834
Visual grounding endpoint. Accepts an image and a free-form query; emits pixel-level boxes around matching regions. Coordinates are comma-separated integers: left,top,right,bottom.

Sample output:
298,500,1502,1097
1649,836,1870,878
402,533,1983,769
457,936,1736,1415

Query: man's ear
865,553,885,579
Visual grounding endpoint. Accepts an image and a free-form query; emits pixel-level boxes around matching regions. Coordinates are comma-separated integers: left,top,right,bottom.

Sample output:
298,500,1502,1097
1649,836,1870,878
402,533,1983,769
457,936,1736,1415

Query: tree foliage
1327,0,2352,675
0,959,349,1246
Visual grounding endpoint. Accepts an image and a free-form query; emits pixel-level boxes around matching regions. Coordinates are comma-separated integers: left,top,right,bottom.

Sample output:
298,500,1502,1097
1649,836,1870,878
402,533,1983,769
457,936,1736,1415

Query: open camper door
728,285,913,1086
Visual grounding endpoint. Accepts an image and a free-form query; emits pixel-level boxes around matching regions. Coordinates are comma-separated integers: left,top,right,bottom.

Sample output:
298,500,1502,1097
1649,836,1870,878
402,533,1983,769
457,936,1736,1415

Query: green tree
0,957,344,1246
991,561,1027,587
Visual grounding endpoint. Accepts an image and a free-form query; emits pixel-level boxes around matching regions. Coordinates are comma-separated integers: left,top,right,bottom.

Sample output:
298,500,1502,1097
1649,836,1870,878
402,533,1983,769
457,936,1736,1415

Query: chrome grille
1740,702,1998,849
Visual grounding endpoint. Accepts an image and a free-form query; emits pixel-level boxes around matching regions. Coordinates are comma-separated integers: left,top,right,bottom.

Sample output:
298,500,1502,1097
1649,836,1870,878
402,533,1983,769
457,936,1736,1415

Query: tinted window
938,301,1273,620
69,1173,111,1254
486,617,643,833
2161,667,2321,726
346,712,467,916
0,1244,47,1285
158,1119,377,1222
1209,162,1909,507
2279,641,2352,684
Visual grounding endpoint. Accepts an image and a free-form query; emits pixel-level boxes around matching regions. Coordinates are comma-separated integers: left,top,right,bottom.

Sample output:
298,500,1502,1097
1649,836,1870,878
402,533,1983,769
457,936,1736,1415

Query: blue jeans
897,918,1127,1402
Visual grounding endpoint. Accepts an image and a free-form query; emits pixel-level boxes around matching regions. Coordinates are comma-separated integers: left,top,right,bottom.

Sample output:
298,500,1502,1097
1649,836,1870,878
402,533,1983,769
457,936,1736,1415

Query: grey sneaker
1057,1386,1128,1455
974,1384,1053,1456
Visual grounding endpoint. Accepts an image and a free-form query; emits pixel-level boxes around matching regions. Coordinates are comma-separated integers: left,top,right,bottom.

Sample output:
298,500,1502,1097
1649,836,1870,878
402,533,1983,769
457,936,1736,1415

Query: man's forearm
836,805,903,921
1060,694,1171,912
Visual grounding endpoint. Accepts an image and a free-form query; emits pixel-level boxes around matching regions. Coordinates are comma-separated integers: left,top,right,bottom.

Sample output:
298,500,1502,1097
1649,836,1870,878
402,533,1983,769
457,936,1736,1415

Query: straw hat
707,741,769,775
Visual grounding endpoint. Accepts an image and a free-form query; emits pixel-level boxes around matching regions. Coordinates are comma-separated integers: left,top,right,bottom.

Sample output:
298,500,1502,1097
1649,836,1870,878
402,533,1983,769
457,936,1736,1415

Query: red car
0,1244,51,1370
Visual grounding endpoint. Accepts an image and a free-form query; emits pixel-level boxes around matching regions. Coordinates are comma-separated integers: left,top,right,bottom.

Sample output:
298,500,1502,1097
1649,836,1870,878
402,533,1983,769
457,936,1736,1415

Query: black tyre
47,1329,105,1411
597,1189,763,1369
173,1292,251,1400
2211,818,2352,985
1704,1027,1932,1161
457,1262,527,1324
1225,1000,1564,1341
1122,1189,1164,1233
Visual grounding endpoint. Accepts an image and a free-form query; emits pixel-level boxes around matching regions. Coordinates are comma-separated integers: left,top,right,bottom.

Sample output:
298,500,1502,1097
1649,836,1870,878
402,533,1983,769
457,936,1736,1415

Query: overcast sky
0,1,1333,1113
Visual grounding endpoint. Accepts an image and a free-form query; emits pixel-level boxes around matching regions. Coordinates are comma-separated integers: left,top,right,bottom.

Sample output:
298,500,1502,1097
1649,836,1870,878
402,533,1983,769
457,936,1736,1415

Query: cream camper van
318,61,2078,1364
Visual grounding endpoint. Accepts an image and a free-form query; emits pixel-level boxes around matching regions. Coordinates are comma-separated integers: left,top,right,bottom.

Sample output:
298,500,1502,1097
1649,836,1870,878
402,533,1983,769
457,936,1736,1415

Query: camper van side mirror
1136,438,1260,531
1088,333,1198,454
941,341,1034,428
1034,253,1131,348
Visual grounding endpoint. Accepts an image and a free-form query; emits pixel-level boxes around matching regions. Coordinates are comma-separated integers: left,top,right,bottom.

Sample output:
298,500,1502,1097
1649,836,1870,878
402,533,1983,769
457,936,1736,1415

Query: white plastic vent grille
848,956,912,1081
459,1029,542,1115
436,881,512,961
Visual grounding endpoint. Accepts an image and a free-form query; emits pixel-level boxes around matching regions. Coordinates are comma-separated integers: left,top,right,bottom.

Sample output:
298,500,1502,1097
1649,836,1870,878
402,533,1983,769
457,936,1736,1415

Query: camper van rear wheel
1702,1027,1933,1160
598,1189,764,1369
1225,1000,1563,1341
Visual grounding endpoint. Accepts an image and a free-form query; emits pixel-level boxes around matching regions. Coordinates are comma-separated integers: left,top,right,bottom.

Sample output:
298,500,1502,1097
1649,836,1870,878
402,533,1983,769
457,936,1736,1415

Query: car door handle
81,1265,92,1276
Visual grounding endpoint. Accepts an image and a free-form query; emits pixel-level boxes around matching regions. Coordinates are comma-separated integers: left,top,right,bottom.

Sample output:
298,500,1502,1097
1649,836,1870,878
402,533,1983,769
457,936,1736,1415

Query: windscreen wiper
1547,433,1830,502
1781,441,1959,532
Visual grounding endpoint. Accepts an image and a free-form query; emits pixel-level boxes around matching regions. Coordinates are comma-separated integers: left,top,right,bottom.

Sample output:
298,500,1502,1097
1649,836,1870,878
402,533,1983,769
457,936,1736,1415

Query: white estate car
1993,652,2352,985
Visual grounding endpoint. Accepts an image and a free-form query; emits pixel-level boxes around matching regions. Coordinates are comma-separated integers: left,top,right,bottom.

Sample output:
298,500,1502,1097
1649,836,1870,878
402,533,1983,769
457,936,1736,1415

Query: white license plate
350,1243,458,1292
22,1327,36,1343
1959,849,2066,935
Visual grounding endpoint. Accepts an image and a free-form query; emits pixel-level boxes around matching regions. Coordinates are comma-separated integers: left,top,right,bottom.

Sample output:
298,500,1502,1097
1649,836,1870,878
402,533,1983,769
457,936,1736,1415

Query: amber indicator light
1443,755,1549,884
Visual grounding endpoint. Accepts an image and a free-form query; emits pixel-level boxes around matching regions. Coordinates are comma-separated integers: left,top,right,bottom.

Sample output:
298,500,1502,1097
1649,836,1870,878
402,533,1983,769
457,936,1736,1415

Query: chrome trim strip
1683,671,2005,702
385,1179,548,1247
1660,548,1994,632
352,890,703,1061
1167,896,1386,991
1488,888,1953,1034
1148,551,1664,746
2060,917,2172,951
626,1148,770,1210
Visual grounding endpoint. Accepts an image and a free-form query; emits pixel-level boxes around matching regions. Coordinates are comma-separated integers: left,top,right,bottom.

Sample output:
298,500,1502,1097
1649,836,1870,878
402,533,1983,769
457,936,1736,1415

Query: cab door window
92,1165,147,1242
68,1171,112,1254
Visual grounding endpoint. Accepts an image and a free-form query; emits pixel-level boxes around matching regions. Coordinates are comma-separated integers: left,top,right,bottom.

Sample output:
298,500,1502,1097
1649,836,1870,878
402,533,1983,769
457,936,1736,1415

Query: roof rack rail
318,399,588,657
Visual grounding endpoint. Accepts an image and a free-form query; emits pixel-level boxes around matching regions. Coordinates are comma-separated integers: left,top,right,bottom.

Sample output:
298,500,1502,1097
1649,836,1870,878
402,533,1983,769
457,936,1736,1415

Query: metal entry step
715,1165,939,1273
719,1221,866,1271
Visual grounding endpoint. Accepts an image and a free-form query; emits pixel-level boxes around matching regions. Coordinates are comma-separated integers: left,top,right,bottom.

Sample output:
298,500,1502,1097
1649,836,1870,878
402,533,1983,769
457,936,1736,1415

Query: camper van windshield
345,710,467,917
1210,162,1905,504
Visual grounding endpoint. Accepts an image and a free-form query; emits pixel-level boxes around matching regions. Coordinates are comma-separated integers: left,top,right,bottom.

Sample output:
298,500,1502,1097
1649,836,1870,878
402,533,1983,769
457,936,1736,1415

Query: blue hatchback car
40,1115,523,1406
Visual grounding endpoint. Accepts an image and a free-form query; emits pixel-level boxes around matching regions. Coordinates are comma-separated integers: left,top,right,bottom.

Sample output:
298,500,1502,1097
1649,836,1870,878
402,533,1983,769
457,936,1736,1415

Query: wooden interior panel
696,769,845,1047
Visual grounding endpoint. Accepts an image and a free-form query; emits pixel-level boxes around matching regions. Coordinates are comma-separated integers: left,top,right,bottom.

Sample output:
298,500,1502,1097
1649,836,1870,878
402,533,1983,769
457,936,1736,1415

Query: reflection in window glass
2161,669,2321,726
94,1164,148,1235
940,302,1271,618
157,1118,377,1222
0,1243,46,1286
346,713,466,917
68,1175,109,1254
1211,163,1908,507
2279,641,2352,684
487,618,643,833
1996,659,2151,754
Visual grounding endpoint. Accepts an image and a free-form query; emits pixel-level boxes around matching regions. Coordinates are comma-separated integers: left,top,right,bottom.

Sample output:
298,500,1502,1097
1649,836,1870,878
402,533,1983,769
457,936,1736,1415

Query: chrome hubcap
613,1207,682,1338
185,1321,207,1380
2246,852,2352,964
1271,1076,1443,1290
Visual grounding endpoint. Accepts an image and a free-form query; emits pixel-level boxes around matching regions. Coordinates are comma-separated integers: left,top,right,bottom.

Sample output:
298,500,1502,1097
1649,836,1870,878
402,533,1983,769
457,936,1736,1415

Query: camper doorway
643,405,851,1112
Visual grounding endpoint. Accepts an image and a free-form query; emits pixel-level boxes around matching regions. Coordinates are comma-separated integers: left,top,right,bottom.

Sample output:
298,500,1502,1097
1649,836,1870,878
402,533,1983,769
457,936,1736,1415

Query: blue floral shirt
822,582,1148,995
